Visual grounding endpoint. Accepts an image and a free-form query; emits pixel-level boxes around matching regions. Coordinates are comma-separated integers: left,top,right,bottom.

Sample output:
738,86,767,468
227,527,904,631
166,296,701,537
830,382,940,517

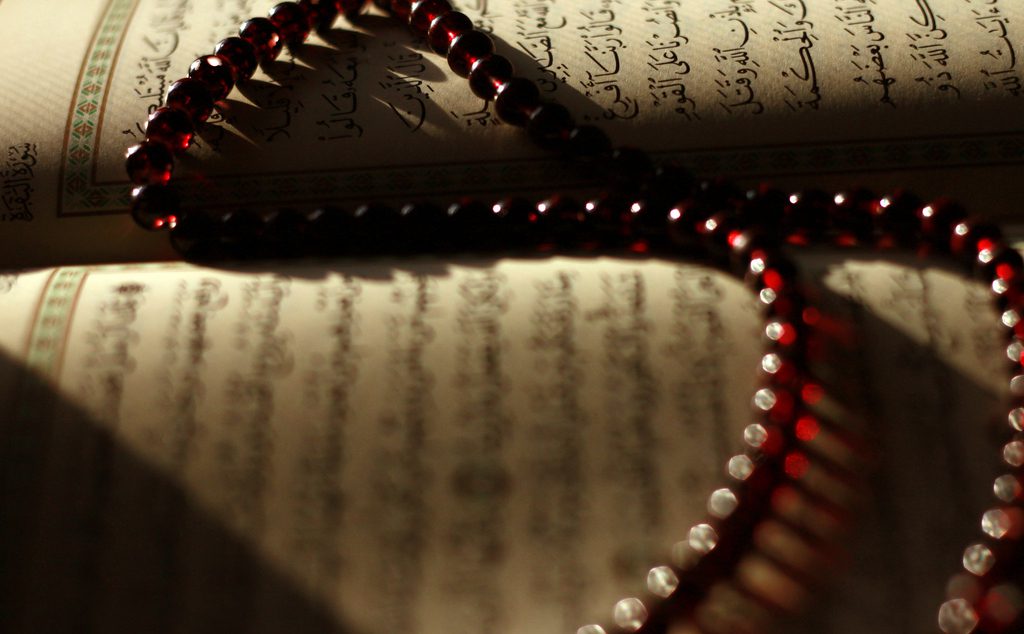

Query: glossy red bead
494,78,540,127
145,107,195,152
389,0,413,20
427,10,472,55
240,17,284,63
567,125,611,158
299,0,340,31
872,190,922,247
527,102,573,149
188,55,235,102
125,141,174,185
447,30,493,77
336,0,364,18
165,78,215,123
918,197,967,249
214,37,259,82
131,184,180,231
409,0,451,36
468,54,513,100
269,2,312,46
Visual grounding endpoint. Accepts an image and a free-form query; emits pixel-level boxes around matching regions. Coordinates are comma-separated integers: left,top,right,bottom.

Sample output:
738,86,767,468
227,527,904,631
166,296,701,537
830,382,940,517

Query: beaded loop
130,8,1024,634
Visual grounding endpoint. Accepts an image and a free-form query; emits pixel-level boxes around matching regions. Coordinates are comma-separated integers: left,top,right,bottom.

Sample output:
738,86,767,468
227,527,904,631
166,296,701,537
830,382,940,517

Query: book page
0,255,1007,634
0,0,1021,266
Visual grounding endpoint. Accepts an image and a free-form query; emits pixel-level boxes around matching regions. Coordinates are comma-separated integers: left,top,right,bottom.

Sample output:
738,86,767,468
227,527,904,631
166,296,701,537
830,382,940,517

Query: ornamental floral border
59,0,1024,216
25,268,89,379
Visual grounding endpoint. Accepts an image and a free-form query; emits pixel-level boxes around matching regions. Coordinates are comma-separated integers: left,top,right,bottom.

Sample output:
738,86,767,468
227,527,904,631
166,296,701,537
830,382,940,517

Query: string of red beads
124,3,1024,633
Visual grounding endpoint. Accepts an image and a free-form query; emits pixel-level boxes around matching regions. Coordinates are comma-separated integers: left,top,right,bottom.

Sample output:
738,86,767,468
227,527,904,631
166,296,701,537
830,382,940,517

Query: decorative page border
57,0,1024,217
24,268,89,380
59,0,136,216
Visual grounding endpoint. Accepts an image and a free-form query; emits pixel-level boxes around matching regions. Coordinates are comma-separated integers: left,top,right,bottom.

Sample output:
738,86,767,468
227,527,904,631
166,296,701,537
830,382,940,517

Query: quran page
0,0,1021,266
0,256,1007,634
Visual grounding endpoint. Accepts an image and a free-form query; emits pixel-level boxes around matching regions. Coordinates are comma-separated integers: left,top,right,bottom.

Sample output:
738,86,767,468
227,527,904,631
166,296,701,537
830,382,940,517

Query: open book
0,1,1020,633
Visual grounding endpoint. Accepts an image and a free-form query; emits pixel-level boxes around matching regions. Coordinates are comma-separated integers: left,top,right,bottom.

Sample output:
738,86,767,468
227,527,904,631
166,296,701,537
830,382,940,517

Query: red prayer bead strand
125,6,1024,633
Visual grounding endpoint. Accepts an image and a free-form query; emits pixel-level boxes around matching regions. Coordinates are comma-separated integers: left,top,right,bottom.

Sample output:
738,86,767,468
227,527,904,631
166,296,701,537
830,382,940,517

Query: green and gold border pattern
57,0,1024,218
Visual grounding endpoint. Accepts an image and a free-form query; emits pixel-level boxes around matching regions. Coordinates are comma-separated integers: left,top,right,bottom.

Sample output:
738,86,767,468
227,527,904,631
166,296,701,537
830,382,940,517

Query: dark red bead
131,184,180,231
220,208,265,247
263,208,310,254
170,211,218,257
240,17,284,63
492,197,542,245
427,11,473,55
468,54,513,100
917,197,967,250
447,30,493,77
188,55,235,102
214,37,258,82
269,2,312,46
125,141,174,184
984,248,1024,284
351,203,400,252
494,78,540,126
299,0,340,31
783,189,830,244
444,199,497,249
307,206,355,252
336,0,364,18
950,217,1002,262
145,107,194,152
738,186,787,229
647,163,697,211
567,125,611,159
409,0,452,36
829,188,875,245
527,102,573,150
872,190,922,247
389,0,413,20
398,202,446,248
610,147,655,191
165,78,215,123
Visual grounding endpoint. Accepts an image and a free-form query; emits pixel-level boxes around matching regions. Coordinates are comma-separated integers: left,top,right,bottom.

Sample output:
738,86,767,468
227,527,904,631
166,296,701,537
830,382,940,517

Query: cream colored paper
0,255,1007,634
0,0,1021,265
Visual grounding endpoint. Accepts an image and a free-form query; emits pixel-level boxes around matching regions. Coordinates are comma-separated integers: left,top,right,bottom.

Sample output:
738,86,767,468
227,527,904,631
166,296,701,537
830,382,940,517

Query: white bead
613,598,647,632
708,488,739,518
753,388,777,411
938,598,979,634
689,523,718,554
962,543,994,576
576,626,606,634
728,454,754,480
646,565,679,597
994,474,1021,502
744,424,768,448
982,509,1012,539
